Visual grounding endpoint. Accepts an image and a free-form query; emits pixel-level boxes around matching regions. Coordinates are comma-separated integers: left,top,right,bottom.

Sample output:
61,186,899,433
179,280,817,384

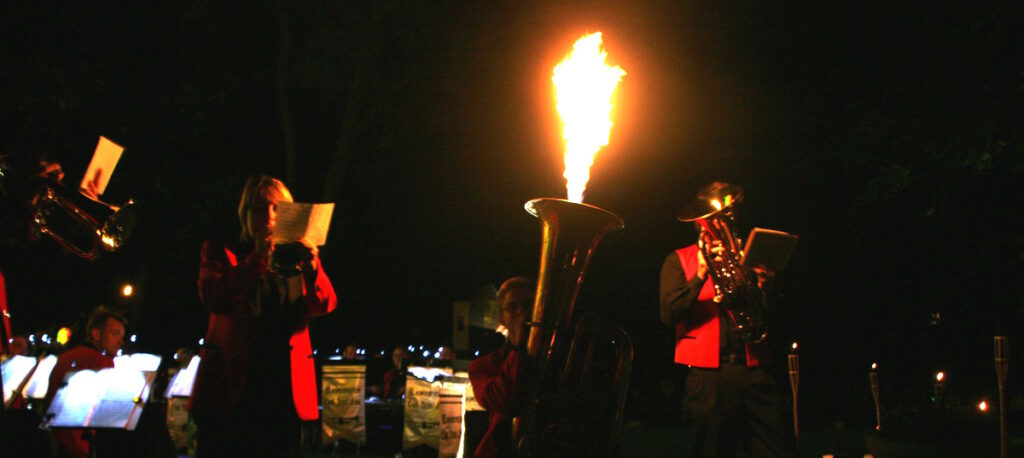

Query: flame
553,32,626,203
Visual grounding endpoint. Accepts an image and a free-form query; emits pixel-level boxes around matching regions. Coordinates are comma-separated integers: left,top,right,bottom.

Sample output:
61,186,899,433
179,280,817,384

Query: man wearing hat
660,182,796,457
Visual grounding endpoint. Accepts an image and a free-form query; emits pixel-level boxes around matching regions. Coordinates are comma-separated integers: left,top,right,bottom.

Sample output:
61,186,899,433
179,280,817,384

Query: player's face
94,318,125,355
246,188,289,246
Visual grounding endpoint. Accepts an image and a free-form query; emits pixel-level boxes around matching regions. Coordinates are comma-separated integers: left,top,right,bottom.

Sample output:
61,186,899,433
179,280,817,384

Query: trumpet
28,183,137,260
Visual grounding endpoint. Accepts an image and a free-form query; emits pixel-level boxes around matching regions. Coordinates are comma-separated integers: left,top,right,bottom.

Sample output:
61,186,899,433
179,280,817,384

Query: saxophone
678,184,768,344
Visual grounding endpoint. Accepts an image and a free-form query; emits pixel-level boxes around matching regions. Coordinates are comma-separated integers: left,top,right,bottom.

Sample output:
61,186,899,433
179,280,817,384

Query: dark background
2,1,1022,429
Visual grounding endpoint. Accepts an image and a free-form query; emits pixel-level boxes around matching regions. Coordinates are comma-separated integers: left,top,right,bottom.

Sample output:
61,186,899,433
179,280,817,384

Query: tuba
677,184,767,344
515,198,634,457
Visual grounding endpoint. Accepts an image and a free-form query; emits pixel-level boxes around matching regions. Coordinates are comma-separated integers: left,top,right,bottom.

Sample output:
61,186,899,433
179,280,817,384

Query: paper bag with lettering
321,364,366,446
438,379,466,458
403,375,440,450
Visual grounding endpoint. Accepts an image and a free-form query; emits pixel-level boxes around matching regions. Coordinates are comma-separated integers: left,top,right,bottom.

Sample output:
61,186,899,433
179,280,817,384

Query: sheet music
114,352,162,372
22,354,58,399
165,355,200,398
272,201,335,246
741,227,799,272
47,371,103,427
45,367,152,429
79,136,124,196
2,355,38,405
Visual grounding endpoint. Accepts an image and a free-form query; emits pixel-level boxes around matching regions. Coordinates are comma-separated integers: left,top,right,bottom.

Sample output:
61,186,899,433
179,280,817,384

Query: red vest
672,245,765,368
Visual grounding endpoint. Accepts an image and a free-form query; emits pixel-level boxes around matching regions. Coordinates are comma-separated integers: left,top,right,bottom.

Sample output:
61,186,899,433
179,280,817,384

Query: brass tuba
677,183,767,344
515,198,634,457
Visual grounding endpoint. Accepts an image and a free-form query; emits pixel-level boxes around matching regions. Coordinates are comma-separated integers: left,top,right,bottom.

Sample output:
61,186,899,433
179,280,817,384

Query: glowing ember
553,32,626,203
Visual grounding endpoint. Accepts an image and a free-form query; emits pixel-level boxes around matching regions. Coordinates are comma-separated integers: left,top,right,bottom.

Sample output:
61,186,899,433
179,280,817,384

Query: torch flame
553,32,626,203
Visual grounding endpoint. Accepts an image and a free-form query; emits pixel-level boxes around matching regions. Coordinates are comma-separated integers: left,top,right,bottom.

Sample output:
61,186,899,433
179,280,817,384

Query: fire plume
553,32,626,203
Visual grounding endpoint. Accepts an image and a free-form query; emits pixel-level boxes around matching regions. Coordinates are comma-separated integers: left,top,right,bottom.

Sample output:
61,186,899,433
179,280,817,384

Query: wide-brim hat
676,183,744,221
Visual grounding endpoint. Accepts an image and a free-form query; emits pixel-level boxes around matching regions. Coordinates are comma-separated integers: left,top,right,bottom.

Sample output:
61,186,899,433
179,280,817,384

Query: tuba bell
677,183,768,344
515,198,634,457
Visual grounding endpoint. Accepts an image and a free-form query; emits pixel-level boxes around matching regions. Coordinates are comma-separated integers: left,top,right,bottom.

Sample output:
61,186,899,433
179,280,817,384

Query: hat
676,182,743,221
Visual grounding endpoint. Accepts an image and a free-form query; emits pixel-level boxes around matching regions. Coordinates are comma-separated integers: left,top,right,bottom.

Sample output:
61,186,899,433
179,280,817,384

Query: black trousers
195,399,301,458
685,363,797,458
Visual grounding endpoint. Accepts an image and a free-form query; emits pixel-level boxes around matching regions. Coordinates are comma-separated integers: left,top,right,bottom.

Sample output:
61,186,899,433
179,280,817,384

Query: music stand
43,366,157,431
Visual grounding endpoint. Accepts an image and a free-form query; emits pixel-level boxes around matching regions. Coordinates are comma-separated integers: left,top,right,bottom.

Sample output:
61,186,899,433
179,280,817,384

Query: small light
334,348,340,354
872,363,878,370
433,351,441,359
42,333,50,343
978,401,988,412
791,342,798,350
474,351,480,357
313,349,319,355
935,371,945,382
422,350,430,358
130,334,137,343
116,349,123,356
28,335,35,343
122,284,134,297
407,345,415,352
380,350,386,356
56,327,71,345
198,338,205,346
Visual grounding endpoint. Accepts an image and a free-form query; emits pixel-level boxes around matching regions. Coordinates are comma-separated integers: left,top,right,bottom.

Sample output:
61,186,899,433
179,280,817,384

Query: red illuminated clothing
189,240,337,421
45,343,115,458
0,271,10,355
659,244,766,368
468,346,529,458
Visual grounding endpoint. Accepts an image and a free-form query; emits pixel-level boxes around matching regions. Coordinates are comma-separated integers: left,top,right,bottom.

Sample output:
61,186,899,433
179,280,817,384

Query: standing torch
995,336,1008,458
788,342,799,442
870,363,881,431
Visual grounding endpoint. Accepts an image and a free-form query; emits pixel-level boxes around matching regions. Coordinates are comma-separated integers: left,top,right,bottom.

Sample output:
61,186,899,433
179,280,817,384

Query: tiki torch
870,363,881,430
995,336,1008,458
788,342,799,441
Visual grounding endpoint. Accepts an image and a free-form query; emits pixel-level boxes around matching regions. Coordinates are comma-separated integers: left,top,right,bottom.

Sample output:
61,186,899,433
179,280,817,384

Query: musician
190,175,337,457
468,277,534,458
660,182,796,457
44,306,127,458
380,345,409,400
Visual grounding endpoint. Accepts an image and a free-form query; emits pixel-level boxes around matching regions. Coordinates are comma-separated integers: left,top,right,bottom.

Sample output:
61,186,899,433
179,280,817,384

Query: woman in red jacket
190,175,337,457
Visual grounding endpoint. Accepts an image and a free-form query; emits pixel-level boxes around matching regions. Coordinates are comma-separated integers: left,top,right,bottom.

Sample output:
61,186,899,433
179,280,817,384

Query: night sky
2,2,1022,426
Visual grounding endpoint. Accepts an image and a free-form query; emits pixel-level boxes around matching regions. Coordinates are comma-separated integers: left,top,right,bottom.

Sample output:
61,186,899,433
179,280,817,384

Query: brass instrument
28,183,137,261
677,184,768,344
516,198,633,457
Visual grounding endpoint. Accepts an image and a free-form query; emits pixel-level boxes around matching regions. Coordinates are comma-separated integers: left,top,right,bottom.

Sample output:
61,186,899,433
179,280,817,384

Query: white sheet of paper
272,201,335,246
79,136,124,196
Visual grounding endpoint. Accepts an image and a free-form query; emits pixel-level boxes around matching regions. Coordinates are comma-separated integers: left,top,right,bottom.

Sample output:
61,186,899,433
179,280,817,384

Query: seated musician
468,277,534,458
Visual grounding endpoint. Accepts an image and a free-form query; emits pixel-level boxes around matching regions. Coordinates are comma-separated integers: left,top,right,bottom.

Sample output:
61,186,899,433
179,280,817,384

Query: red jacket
670,245,765,368
189,240,337,421
468,347,529,458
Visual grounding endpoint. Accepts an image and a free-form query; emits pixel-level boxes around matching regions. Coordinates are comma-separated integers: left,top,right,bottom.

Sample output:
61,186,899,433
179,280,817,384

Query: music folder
741,227,799,272
43,366,157,431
